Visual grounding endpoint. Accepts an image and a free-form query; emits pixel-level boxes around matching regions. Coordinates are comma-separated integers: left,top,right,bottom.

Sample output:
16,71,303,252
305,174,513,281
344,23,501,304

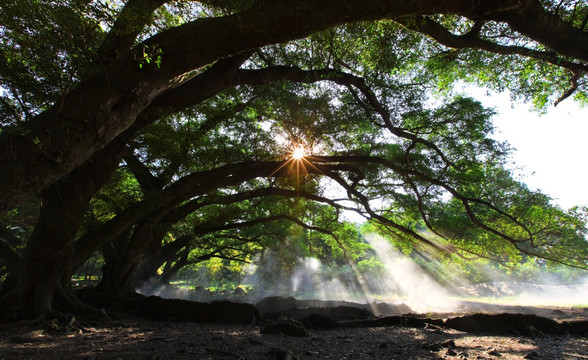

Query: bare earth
1,305,587,360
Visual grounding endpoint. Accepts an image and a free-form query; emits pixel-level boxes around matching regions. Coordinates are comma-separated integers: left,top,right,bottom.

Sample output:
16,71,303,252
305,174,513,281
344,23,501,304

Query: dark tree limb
123,154,164,195
97,0,170,64
311,155,538,249
195,213,350,258
554,71,581,106
396,15,588,74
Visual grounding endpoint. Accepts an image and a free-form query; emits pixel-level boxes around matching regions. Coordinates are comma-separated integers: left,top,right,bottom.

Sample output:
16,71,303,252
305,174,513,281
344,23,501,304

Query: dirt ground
1,305,587,360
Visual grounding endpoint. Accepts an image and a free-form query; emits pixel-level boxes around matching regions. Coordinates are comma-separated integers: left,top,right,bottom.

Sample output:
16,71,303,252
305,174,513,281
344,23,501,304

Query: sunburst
270,144,322,190
291,145,307,160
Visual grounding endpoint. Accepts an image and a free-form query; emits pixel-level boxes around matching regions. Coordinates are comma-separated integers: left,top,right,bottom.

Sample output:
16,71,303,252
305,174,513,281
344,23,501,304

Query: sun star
291,146,306,160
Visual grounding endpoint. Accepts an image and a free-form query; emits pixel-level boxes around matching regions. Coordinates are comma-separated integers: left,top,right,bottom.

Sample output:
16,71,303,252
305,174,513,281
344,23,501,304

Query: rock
445,348,458,356
326,306,374,321
367,302,413,315
523,350,539,359
269,347,298,360
486,348,501,356
264,305,374,322
523,325,542,337
422,342,443,351
256,296,299,314
441,339,456,348
232,287,246,296
551,309,567,316
138,296,263,325
256,296,377,322
562,319,588,336
261,318,309,337
300,313,338,329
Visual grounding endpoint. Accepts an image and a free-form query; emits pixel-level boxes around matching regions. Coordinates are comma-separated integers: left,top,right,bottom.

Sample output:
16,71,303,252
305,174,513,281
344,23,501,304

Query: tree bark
157,248,190,286
0,132,130,318
3,180,97,318
96,216,165,294
134,235,192,287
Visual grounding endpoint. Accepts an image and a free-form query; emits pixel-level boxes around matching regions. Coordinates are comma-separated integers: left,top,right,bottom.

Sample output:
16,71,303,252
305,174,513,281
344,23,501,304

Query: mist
139,233,587,313
464,278,588,306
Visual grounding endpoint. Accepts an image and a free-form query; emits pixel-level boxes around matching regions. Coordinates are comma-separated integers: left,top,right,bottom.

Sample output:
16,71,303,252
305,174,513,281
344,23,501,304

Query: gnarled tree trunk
0,145,125,319
3,182,93,319
96,220,163,295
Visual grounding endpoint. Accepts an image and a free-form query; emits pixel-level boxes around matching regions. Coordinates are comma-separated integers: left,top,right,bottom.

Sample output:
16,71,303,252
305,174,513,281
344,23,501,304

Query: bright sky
470,88,588,210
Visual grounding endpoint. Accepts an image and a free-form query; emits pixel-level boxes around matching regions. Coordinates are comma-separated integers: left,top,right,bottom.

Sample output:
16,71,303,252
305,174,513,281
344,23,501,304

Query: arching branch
195,214,349,258
554,70,581,106
97,0,170,64
311,155,539,250
396,15,588,74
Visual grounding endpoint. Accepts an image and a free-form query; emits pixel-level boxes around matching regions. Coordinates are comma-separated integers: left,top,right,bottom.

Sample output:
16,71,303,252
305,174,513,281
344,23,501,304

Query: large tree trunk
134,235,192,289
157,248,190,286
97,256,140,296
0,145,126,319
92,229,132,295
96,220,163,295
2,183,92,319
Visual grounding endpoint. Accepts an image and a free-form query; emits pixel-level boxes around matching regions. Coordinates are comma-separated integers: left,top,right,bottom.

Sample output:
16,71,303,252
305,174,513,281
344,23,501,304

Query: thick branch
396,15,588,73
97,0,169,64
161,186,356,231
496,0,588,64
194,213,349,257
312,155,536,246
321,167,454,253
124,154,163,194
72,158,351,267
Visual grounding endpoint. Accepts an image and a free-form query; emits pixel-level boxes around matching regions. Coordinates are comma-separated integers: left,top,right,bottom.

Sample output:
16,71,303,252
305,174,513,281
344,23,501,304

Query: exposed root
0,284,110,325
54,287,111,322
